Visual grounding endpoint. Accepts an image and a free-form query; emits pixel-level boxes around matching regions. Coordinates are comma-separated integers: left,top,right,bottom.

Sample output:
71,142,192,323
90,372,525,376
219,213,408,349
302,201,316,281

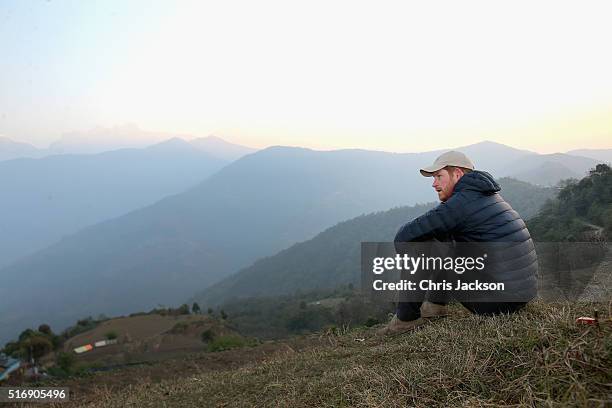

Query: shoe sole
375,319,428,337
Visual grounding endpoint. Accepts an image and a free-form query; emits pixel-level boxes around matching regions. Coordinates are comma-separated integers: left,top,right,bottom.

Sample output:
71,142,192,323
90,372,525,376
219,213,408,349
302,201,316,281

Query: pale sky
1,0,611,153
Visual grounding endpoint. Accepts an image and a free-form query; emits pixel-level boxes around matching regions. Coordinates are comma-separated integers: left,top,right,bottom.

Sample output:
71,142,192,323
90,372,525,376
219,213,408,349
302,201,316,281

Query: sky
1,0,611,154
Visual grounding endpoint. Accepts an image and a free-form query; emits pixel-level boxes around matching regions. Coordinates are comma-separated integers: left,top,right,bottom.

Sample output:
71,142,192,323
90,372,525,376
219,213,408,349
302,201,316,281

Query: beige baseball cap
420,150,475,177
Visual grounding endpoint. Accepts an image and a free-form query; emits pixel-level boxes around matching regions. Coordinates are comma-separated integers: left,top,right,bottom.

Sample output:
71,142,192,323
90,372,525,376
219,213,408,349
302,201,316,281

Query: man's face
431,168,460,202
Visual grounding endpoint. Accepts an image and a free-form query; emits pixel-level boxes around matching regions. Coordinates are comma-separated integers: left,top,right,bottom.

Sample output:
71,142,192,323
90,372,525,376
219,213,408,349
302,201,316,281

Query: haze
1,0,611,153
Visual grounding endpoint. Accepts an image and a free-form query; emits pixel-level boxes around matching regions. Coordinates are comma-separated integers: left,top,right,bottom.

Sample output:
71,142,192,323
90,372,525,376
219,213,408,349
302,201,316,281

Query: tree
38,324,52,335
207,308,214,316
2,341,20,358
22,335,53,361
177,303,190,315
192,302,201,314
220,309,228,320
18,329,35,342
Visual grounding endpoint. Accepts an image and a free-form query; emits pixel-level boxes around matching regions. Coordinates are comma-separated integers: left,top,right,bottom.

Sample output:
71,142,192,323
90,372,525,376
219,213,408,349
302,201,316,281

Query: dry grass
55,301,612,407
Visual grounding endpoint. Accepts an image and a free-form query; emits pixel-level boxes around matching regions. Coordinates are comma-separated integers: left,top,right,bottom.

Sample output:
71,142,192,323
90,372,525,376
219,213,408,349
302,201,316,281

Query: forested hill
193,177,555,307
528,163,612,241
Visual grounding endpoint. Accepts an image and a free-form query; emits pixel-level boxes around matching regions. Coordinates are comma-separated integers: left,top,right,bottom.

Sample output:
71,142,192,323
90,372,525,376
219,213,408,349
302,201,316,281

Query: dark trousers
395,238,527,321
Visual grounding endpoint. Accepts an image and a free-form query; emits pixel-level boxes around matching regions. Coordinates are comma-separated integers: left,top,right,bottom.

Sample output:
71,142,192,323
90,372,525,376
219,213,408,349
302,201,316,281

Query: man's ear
453,168,465,181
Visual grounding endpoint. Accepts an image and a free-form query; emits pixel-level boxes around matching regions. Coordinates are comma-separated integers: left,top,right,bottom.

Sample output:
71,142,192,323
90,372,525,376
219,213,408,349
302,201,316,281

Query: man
378,150,537,335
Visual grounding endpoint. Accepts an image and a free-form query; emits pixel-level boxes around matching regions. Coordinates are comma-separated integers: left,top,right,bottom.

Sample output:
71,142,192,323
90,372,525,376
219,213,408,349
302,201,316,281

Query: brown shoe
376,315,426,336
420,301,449,318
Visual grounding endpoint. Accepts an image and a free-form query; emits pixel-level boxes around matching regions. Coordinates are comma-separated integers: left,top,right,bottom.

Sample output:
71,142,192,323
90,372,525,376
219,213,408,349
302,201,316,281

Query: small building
73,344,93,354
94,339,118,348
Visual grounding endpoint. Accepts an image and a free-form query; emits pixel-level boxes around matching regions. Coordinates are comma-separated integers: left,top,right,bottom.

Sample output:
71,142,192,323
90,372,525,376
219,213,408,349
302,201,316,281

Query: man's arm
394,193,466,243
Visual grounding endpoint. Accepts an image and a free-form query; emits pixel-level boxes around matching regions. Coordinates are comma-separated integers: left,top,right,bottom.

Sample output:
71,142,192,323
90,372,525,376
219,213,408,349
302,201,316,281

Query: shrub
170,321,189,334
47,366,70,378
56,351,75,373
201,329,216,343
177,304,190,315
206,335,248,352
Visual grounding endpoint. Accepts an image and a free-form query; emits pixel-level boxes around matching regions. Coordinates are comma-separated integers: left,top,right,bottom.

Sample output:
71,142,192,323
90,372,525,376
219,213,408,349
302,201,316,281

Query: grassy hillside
19,170,607,406
56,301,611,407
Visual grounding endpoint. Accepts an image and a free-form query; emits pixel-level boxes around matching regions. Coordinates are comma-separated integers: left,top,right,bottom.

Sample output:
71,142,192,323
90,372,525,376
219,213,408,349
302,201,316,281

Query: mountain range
0,140,607,345
0,138,227,268
0,132,256,162
566,148,612,164
0,137,44,161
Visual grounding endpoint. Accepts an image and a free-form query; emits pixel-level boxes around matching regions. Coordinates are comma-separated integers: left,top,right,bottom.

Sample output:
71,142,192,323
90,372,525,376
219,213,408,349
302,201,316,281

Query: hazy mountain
0,141,591,344
426,142,608,186
191,178,555,307
566,148,612,164
1,129,256,164
0,146,434,345
450,140,537,177
0,137,44,161
0,138,226,268
499,153,600,186
411,140,599,186
509,161,582,186
48,125,257,158
48,124,174,154
190,135,257,161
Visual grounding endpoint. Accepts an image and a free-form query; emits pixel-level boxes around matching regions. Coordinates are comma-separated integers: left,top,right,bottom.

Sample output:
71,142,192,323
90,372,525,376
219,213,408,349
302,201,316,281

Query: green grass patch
206,335,255,352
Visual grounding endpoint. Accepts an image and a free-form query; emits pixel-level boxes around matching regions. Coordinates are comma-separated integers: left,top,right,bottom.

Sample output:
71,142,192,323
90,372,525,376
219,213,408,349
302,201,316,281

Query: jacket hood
454,170,500,194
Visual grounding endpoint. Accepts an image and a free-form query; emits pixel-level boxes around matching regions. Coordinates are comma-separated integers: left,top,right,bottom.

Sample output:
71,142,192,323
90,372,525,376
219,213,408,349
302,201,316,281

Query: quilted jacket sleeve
394,192,466,243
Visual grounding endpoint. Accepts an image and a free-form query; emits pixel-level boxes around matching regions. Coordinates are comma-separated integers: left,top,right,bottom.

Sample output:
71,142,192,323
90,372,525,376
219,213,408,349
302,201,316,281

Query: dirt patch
65,314,211,350
62,314,237,366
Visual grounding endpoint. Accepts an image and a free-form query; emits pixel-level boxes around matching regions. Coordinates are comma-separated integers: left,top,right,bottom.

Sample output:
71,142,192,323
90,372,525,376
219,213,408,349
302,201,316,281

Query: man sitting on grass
378,150,537,336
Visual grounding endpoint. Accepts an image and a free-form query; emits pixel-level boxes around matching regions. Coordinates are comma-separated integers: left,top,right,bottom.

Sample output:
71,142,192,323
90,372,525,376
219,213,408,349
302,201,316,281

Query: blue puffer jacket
394,170,537,301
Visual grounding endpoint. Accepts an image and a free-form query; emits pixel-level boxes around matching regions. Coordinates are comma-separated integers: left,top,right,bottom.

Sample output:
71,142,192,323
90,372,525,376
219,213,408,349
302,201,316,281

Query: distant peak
158,137,189,144
0,137,38,149
147,137,193,150
457,140,536,155
0,136,24,144
202,135,225,142
189,136,257,161
469,140,512,148
191,135,231,144
479,140,506,146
